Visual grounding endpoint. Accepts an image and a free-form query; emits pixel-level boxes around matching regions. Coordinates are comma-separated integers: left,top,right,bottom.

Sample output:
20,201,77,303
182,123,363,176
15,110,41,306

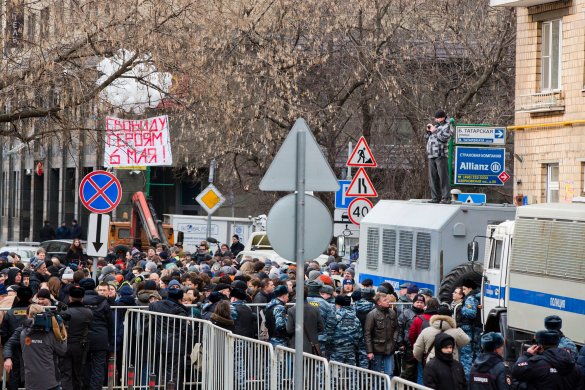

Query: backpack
418,314,430,331
258,309,269,342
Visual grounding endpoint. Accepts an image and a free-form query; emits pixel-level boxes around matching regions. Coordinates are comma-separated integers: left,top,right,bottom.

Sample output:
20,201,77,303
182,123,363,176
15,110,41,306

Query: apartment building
492,0,585,203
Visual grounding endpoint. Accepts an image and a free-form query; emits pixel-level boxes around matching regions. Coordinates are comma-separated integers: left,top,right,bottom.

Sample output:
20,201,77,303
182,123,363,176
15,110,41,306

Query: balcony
490,0,559,6
515,91,565,113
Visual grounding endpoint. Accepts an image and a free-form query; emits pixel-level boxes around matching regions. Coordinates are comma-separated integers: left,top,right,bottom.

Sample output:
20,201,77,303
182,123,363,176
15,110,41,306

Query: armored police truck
355,200,516,301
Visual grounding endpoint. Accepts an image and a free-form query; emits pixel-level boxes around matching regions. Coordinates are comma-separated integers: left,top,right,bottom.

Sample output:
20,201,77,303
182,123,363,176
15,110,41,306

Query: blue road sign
456,125,506,145
454,147,506,186
79,171,122,213
458,193,487,204
335,180,355,209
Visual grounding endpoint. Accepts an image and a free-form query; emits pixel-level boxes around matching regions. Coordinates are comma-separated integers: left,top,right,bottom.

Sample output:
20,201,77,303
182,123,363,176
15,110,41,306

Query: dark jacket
469,352,511,390
62,301,93,347
69,224,82,239
148,298,192,355
511,347,583,390
210,313,235,332
83,291,113,351
4,320,67,390
578,346,585,378
231,300,257,338
364,305,399,355
0,302,29,344
252,290,272,305
55,226,69,239
40,224,56,241
64,248,85,266
423,333,466,390
28,271,46,296
230,241,245,256
286,301,323,354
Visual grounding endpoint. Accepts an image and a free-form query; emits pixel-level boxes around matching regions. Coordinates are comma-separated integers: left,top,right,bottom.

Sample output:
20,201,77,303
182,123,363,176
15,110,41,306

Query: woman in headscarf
423,333,466,390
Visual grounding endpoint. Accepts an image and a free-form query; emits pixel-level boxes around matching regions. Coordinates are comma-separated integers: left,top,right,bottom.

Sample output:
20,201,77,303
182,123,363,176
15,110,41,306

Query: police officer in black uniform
469,332,511,389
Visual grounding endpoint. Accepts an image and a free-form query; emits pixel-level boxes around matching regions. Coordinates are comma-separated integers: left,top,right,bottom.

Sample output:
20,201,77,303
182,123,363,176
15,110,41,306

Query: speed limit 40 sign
348,197,373,226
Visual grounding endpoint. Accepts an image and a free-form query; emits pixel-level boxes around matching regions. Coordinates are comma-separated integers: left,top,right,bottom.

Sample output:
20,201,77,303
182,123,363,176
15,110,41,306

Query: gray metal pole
347,141,352,179
206,159,216,239
294,130,306,390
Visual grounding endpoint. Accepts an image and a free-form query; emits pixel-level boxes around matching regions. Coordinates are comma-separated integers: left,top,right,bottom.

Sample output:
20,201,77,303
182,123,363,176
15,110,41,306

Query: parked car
40,239,87,261
0,242,40,266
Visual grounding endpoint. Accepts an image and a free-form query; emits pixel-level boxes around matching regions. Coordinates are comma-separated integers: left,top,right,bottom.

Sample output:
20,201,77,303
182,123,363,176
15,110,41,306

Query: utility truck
356,200,516,301
471,203,585,357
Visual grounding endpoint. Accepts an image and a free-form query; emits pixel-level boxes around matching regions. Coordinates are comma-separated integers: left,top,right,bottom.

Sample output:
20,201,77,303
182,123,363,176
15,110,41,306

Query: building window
546,163,559,203
541,20,561,91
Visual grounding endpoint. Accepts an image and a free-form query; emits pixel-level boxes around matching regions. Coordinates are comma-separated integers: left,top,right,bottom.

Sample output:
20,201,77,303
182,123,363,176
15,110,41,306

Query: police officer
469,332,511,389
306,281,334,358
264,285,289,347
544,315,577,359
511,330,582,389
61,285,93,390
459,278,481,378
325,295,364,366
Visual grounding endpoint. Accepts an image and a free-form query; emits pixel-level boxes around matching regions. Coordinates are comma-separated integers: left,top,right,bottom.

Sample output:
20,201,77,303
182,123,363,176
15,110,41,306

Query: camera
32,302,67,332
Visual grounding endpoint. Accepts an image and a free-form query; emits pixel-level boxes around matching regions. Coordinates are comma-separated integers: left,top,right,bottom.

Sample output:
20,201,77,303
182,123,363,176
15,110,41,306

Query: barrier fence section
390,376,434,390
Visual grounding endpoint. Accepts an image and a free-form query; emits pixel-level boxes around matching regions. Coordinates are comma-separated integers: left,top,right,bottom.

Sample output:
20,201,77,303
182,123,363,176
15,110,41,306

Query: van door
482,228,506,324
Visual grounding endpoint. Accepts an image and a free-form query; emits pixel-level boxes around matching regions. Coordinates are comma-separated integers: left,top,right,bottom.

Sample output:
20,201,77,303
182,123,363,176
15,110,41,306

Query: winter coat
28,271,45,295
286,301,323,354
62,301,93,347
578,346,585,378
211,313,235,332
511,347,583,389
425,118,452,158
55,226,69,239
64,248,85,266
252,290,272,305
148,298,192,355
413,314,469,363
408,312,433,346
69,224,82,239
354,298,375,329
39,224,56,241
136,289,159,306
230,241,245,256
397,307,421,348
230,300,257,338
0,302,29,344
423,333,467,390
469,352,511,390
364,306,399,355
83,291,113,351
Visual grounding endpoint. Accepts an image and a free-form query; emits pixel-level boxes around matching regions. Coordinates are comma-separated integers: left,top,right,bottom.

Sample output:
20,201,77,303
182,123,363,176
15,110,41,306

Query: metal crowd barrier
329,360,390,390
390,376,434,390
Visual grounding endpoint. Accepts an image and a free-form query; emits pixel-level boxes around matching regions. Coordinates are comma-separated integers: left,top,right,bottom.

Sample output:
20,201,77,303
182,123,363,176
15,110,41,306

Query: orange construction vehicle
109,191,175,254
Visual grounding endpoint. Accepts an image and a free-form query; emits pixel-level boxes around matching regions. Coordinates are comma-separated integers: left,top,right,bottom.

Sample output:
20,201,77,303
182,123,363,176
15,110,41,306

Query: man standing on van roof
425,109,453,204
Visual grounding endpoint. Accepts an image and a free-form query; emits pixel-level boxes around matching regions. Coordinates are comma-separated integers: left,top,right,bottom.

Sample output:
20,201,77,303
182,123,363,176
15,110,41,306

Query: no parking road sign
79,170,122,213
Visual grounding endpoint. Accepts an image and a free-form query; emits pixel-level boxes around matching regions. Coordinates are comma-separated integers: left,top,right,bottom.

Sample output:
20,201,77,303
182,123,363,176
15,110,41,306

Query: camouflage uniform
265,298,289,347
325,306,365,366
354,298,375,368
460,291,481,378
558,335,578,359
306,295,334,359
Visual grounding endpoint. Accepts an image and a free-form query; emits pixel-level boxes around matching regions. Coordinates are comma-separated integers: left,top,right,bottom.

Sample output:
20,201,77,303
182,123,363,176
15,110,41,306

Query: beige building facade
493,0,585,203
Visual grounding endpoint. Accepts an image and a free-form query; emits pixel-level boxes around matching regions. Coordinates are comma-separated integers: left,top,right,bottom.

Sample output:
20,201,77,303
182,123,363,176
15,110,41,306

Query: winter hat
342,279,354,286
145,262,158,273
335,295,351,307
306,280,323,293
437,305,453,316
33,260,45,271
320,285,334,295
351,290,361,303
118,285,134,297
462,278,477,290
101,265,116,276
406,284,419,294
208,291,225,304
319,274,332,286
480,332,504,352
434,109,447,118
377,285,390,294
16,286,33,303
214,283,231,292
329,262,340,271
79,278,96,291
62,267,74,281
419,288,433,297
535,330,560,347
361,278,373,287
308,270,321,282
159,251,169,260
269,268,281,280
413,294,426,304
231,280,247,291
274,285,289,298
345,268,355,278
102,274,116,283
144,280,157,291
544,315,563,331
167,280,181,289
361,287,375,299
36,289,51,300
399,282,410,289
167,287,183,300
230,288,247,301
69,285,85,299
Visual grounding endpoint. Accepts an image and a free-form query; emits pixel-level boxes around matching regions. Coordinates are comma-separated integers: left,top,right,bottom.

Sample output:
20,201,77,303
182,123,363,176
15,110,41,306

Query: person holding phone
425,109,454,204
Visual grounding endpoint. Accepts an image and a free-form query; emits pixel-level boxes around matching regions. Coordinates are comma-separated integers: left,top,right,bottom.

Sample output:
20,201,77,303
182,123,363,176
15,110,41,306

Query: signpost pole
206,159,216,239
294,129,305,390
347,142,352,179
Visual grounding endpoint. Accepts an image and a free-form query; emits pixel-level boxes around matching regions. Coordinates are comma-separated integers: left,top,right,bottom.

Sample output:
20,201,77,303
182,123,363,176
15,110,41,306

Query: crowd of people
0,236,582,390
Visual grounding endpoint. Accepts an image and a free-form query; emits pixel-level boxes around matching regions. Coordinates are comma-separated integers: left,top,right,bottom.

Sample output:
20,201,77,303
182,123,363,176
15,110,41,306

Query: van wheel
112,245,130,256
438,262,483,303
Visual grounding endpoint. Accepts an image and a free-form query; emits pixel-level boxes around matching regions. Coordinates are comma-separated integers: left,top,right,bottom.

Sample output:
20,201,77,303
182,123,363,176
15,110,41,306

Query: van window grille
398,231,413,267
366,227,379,270
382,229,396,264
415,232,431,269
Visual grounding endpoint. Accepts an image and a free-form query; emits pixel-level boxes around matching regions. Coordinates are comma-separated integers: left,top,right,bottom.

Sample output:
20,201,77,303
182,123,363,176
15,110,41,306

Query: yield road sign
454,147,506,186
335,180,355,209
455,125,506,146
345,168,378,197
79,171,122,213
347,136,377,167
87,213,110,257
259,118,339,191
348,197,373,226
458,193,487,204
196,184,225,214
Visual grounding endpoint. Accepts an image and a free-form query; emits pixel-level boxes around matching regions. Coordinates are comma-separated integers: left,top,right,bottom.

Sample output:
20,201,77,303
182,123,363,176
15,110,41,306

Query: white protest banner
104,115,173,167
